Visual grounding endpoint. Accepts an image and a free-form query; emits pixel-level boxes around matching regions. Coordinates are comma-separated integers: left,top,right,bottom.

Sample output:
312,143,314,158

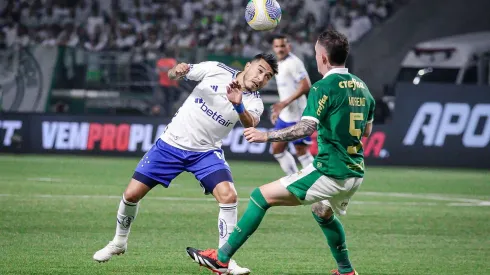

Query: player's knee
294,145,308,156
271,143,286,155
312,202,333,219
123,190,142,203
123,184,147,203
214,182,238,204
272,148,284,155
124,178,151,203
217,190,237,204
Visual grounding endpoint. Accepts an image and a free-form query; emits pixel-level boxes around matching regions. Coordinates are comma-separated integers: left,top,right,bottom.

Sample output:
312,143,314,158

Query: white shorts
280,164,363,215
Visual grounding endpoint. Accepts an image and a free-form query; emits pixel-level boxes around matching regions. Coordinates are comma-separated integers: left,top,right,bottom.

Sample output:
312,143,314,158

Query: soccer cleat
330,269,358,275
228,259,251,275
93,241,127,262
186,247,229,274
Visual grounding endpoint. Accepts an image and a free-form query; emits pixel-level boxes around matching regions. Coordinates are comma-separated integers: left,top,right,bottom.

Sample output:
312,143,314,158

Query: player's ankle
112,235,128,246
338,267,355,275
217,260,229,266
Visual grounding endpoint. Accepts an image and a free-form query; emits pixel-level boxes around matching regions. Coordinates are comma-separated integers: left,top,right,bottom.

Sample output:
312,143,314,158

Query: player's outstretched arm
244,119,316,143
267,119,316,142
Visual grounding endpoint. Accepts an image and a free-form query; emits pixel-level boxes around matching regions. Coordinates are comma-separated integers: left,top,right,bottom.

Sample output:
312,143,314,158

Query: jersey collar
322,67,349,79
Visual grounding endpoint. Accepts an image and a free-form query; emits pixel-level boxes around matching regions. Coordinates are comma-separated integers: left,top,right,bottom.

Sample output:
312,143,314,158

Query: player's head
315,29,349,74
242,53,278,91
271,34,290,61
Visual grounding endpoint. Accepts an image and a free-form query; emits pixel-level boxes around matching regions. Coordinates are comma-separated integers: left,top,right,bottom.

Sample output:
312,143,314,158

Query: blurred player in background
270,34,313,175
187,29,374,275
93,53,278,275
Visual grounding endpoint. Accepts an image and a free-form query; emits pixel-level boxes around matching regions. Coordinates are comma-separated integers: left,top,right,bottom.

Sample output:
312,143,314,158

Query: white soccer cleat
228,259,251,275
93,241,127,262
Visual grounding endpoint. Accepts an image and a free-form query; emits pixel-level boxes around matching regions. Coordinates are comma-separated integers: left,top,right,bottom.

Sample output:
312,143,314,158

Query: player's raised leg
93,178,150,262
186,180,301,272
271,141,298,175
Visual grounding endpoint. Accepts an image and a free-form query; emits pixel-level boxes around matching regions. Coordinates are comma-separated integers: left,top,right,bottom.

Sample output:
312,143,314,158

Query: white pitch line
27,178,64,182
358,191,488,203
0,193,488,207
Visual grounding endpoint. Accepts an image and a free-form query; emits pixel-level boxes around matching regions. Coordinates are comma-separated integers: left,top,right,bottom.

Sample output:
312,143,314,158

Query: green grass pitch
0,154,489,274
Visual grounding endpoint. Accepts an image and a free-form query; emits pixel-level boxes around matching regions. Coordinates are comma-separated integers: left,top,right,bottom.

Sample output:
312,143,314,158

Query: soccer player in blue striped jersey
93,54,278,275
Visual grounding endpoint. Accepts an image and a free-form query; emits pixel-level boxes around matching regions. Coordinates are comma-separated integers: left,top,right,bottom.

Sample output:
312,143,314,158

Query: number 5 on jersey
347,112,363,155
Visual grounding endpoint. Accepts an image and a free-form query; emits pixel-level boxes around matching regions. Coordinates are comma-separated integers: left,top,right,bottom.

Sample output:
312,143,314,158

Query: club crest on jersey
195,98,233,127
210,85,218,92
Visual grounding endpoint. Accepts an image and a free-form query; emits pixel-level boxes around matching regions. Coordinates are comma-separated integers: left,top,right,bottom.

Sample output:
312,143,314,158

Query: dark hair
270,33,287,43
252,53,279,75
317,29,349,66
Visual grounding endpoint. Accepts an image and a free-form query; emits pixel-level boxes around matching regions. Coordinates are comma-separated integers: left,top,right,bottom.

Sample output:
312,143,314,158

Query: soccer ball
245,0,282,31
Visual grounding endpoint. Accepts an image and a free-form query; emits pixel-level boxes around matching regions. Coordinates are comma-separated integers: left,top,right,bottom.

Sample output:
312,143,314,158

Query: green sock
313,213,353,274
218,188,270,263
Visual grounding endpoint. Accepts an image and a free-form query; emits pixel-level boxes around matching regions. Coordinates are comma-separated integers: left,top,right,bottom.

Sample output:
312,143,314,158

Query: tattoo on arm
266,119,317,142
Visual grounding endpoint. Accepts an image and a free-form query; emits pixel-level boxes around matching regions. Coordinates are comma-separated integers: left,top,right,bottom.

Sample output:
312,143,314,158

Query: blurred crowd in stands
1,0,408,62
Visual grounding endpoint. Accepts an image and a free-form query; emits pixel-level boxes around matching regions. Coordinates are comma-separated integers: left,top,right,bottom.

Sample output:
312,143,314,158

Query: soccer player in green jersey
186,29,375,275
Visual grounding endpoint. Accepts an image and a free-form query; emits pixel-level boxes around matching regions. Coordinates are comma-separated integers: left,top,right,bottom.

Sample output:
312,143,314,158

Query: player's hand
173,63,190,78
272,101,288,115
226,80,243,105
270,110,278,124
243,127,268,143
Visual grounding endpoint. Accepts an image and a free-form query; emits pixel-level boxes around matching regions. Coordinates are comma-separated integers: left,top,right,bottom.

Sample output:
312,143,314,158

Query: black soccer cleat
186,247,229,274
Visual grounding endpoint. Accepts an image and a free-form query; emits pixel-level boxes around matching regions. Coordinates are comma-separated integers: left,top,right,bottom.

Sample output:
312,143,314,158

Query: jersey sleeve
184,61,214,81
301,84,329,124
246,92,264,123
290,59,309,83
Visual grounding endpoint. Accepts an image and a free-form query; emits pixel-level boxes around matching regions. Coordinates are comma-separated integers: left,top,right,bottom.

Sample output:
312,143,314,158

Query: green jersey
302,68,375,179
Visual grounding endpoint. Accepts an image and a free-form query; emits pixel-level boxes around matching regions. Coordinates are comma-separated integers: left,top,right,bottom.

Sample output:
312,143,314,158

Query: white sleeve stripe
367,119,374,123
301,116,319,124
